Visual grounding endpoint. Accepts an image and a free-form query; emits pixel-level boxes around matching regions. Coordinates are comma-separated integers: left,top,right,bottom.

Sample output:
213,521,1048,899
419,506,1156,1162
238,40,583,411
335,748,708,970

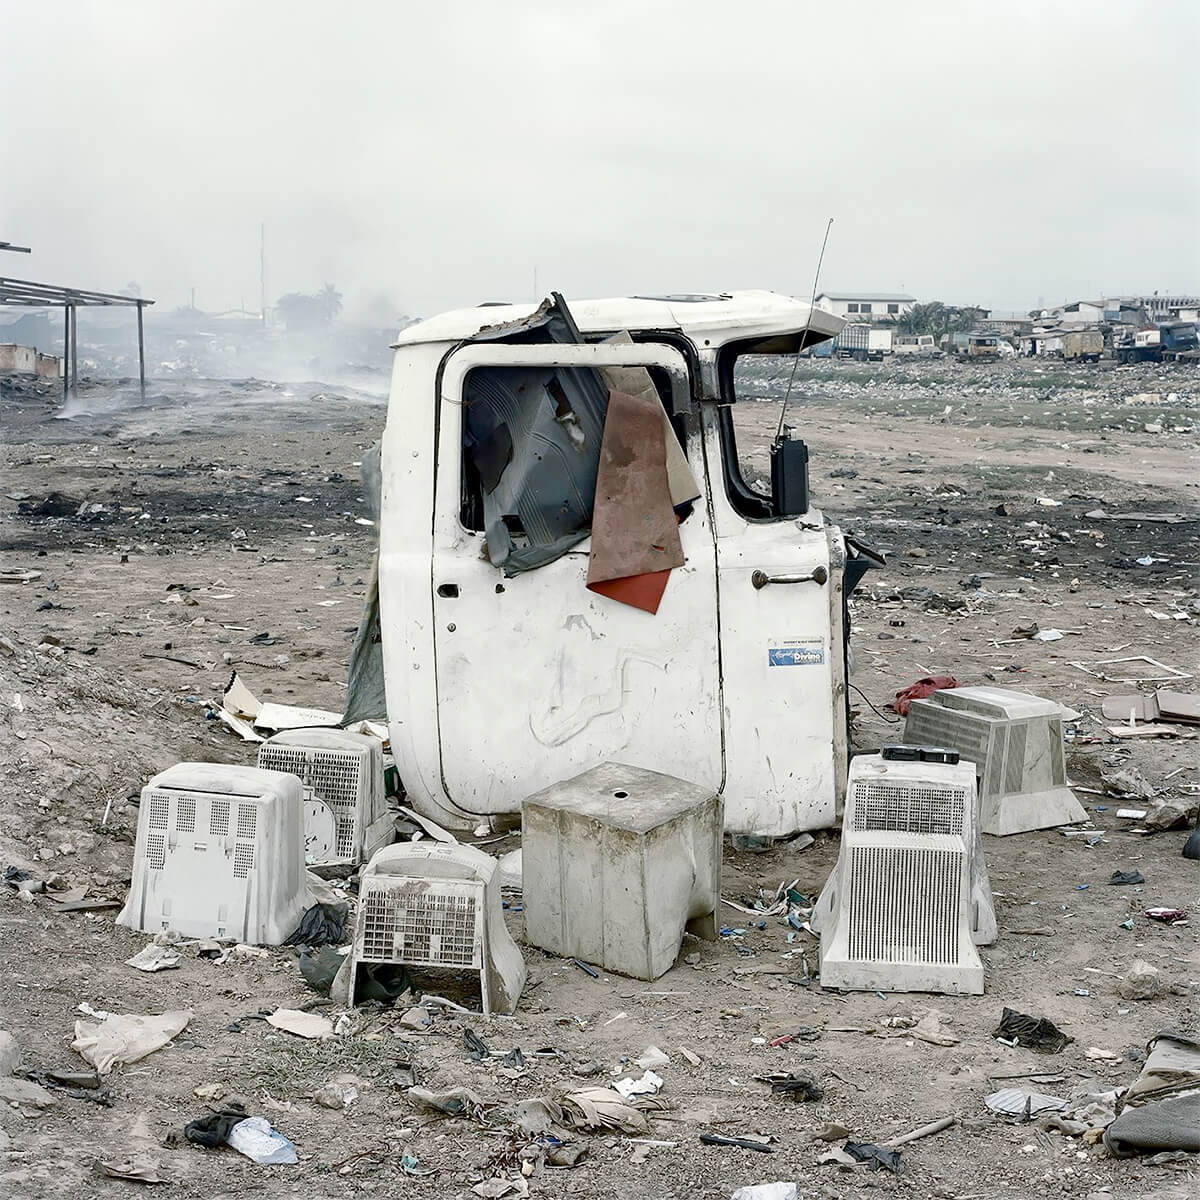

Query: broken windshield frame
715,336,827,522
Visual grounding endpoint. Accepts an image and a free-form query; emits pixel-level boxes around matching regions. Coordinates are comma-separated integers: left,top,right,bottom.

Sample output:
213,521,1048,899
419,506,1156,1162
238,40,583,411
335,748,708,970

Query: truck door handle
751,566,828,589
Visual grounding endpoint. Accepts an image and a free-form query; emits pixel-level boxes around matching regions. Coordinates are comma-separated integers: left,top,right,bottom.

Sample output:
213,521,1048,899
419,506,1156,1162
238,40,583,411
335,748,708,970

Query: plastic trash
124,944,181,973
992,1007,1072,1053
72,1010,191,1076
227,1116,298,1165
731,1186,798,1200
844,1141,904,1175
283,902,348,948
615,1070,663,1099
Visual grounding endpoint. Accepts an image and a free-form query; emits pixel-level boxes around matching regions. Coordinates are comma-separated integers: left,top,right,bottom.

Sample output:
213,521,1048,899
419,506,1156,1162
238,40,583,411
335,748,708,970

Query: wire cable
849,682,901,725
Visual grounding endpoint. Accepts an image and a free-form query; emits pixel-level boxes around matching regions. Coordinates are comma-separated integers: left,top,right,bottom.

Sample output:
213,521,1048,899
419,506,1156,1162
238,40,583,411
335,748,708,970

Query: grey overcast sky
2,0,1197,321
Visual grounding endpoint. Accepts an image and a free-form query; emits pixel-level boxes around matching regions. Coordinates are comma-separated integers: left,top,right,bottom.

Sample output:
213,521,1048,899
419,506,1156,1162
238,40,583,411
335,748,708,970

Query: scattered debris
731,1185,798,1200
888,675,959,717
407,1086,486,1119
1119,961,1166,1001
1145,908,1188,925
266,1009,334,1040
0,1028,20,1075
699,1132,774,1153
72,1009,192,1075
560,1086,667,1134
843,1141,904,1175
813,1121,852,1141
124,944,181,973
884,1115,955,1146
96,1159,169,1185
913,1010,960,1046
993,1008,1072,1054
755,1070,823,1101
614,1070,663,1099
987,1088,1066,1118
283,902,348,948
1110,869,1145,886
1104,1033,1200,1157
227,1115,299,1165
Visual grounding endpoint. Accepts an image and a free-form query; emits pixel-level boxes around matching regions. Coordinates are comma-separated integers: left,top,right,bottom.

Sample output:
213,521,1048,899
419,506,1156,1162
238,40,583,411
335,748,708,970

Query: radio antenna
775,216,833,441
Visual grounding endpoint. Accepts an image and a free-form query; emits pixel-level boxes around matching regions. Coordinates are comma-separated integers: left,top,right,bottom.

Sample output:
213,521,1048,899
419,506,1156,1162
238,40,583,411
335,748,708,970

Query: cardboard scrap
222,671,261,719
266,1008,334,1040
254,702,343,732
219,671,342,738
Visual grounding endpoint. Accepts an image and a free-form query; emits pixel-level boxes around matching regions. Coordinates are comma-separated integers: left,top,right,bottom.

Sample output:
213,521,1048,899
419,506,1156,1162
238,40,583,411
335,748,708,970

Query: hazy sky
2,0,1197,321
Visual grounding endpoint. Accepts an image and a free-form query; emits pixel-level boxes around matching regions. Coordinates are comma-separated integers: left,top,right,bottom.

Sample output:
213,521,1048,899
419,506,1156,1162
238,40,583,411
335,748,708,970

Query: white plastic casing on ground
117,762,310,945
813,754,991,995
521,761,722,981
350,842,526,1016
902,687,1088,835
256,728,393,865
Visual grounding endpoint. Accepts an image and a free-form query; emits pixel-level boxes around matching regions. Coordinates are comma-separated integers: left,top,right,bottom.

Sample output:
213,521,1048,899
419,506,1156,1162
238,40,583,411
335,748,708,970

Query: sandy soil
1,357,1197,1200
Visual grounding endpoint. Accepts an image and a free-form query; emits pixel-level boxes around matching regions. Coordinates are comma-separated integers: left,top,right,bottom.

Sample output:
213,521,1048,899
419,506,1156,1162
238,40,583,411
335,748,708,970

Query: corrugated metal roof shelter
0,274,154,402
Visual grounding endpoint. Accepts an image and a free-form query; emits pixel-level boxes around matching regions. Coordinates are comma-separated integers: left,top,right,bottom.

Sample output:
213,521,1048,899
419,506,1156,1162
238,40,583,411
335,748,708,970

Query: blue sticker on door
768,639,825,667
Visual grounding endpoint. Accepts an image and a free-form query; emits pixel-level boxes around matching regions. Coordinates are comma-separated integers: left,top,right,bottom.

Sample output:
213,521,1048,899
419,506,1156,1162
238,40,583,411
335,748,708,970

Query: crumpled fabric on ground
185,1105,249,1148
889,675,959,717
992,1007,1072,1054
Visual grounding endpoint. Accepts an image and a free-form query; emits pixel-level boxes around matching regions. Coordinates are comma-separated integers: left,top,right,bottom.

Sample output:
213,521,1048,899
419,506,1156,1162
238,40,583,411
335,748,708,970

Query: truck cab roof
392,289,844,353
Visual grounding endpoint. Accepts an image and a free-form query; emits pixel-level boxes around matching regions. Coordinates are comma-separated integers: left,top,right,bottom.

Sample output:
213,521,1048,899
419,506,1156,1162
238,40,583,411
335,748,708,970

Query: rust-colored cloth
586,387,685,614
889,675,960,717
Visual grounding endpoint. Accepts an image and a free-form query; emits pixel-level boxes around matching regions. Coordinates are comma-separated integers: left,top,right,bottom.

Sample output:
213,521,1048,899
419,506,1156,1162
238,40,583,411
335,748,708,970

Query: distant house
1105,295,1199,323
814,291,916,321
1038,300,1106,326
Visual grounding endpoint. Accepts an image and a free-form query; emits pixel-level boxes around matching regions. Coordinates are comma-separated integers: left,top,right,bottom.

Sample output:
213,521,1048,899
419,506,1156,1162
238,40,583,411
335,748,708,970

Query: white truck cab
377,291,881,837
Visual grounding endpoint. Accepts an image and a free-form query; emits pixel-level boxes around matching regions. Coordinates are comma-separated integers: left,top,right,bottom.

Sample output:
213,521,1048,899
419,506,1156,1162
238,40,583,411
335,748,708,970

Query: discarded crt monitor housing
117,763,309,945
349,842,525,1015
256,728,393,866
813,752,991,995
374,291,882,840
522,761,722,980
902,686,1087,835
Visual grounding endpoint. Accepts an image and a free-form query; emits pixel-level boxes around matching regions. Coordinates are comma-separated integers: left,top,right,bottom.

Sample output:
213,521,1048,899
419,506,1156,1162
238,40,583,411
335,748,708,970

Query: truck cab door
696,352,853,838
429,342,723,817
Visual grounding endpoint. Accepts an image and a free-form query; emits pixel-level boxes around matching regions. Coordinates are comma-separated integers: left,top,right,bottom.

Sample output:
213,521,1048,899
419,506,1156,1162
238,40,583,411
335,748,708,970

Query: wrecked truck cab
378,290,878,837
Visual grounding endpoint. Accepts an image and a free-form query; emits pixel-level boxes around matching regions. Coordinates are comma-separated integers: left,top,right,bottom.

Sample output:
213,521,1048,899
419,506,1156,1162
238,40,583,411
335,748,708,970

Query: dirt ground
1,356,1197,1200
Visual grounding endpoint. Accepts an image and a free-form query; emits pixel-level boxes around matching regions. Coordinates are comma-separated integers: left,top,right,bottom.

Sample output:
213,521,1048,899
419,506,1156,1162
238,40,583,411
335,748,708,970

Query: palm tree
317,283,343,324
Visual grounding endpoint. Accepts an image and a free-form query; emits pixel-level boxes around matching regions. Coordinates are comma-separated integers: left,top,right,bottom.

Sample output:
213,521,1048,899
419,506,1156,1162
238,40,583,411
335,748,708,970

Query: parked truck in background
836,323,891,361
1063,329,1103,362
1114,322,1199,364
967,332,1000,359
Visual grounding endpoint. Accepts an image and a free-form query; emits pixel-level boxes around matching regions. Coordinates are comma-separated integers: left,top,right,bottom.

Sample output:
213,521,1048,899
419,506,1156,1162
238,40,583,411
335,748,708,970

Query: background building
814,291,916,322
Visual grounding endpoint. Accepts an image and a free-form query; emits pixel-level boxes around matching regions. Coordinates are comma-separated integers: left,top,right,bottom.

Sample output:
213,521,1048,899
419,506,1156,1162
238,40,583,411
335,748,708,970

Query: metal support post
137,302,146,400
